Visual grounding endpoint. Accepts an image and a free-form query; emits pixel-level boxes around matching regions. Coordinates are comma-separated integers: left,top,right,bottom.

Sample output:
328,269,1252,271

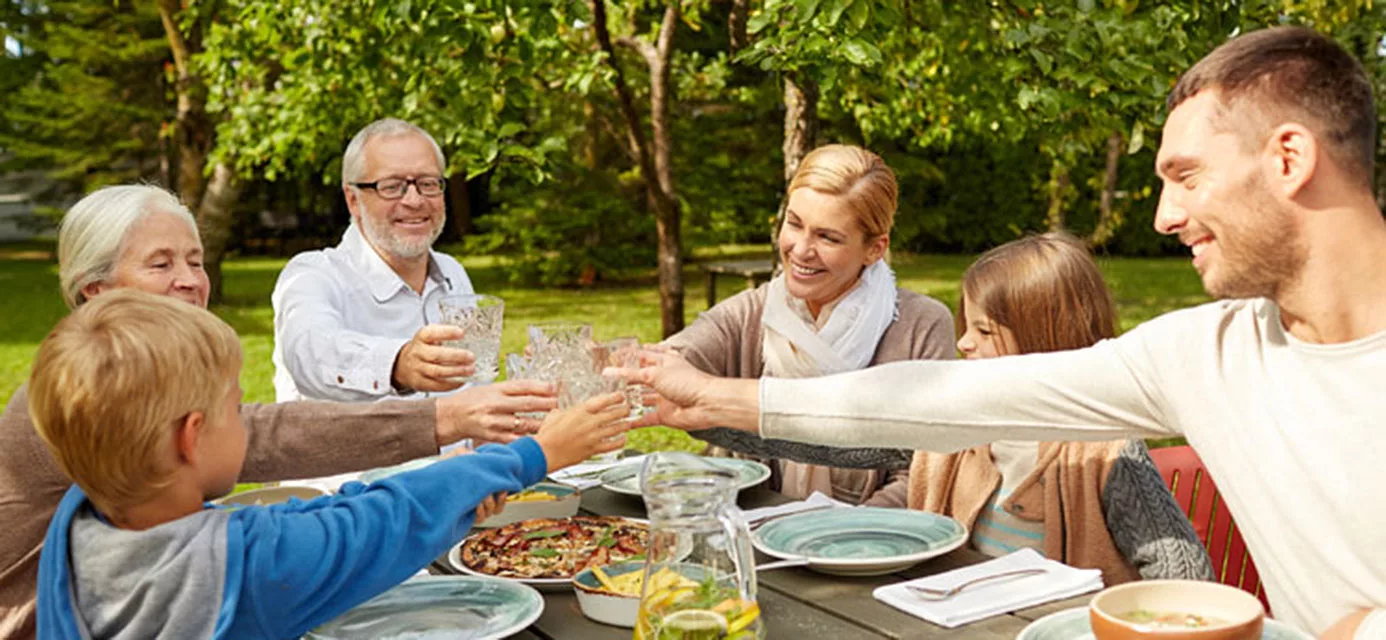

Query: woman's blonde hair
786,144,898,241
58,185,200,309
960,231,1118,354
27,289,241,517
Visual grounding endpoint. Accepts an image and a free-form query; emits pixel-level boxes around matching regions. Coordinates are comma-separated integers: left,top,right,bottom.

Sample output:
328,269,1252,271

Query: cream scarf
761,260,898,499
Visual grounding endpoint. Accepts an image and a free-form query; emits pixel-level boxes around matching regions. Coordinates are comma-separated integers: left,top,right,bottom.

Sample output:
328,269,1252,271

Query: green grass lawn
0,241,1206,452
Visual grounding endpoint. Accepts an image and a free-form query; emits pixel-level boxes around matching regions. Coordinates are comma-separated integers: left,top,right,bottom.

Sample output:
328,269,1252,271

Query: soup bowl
1090,580,1264,640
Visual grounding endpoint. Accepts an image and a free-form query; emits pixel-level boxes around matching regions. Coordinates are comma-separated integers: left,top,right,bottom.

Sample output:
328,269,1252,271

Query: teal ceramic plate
358,456,442,484
304,575,543,639
600,457,771,496
752,507,967,576
1017,607,1314,640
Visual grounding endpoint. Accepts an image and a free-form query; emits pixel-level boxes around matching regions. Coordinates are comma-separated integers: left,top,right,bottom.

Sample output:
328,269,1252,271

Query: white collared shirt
271,224,474,402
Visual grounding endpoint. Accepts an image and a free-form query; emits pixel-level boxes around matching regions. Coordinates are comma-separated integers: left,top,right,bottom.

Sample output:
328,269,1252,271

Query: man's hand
392,324,476,393
533,393,632,472
606,348,752,431
435,380,559,447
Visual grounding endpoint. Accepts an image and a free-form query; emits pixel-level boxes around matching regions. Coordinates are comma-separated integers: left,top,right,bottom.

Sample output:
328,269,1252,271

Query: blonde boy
30,289,630,638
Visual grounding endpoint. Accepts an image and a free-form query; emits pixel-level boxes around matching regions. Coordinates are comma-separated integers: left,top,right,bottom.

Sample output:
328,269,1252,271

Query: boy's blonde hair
28,289,242,516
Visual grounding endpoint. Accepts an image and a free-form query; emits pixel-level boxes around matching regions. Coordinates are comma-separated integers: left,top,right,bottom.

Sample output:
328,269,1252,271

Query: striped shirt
970,440,1046,557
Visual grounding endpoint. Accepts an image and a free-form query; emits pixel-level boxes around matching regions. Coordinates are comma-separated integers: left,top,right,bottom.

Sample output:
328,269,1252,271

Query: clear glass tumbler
437,294,504,383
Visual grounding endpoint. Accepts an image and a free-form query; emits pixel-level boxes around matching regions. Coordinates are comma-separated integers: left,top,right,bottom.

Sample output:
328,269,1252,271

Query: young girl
864,231,1212,585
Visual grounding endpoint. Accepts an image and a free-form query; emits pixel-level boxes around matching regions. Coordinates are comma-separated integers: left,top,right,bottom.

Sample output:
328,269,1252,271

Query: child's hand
533,393,631,473
475,492,507,522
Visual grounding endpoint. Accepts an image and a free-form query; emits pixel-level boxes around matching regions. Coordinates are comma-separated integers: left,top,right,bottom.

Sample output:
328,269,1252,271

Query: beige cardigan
666,284,956,501
0,385,439,639
867,441,1143,585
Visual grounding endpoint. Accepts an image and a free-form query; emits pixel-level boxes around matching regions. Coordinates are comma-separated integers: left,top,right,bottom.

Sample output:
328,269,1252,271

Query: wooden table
699,259,775,307
436,484,1091,639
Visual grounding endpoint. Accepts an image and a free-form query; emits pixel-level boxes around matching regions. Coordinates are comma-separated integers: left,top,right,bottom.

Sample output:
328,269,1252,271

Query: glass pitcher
634,452,764,640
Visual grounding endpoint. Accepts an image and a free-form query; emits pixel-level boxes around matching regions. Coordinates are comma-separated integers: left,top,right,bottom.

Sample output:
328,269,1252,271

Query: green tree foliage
0,1,170,192
8,0,1386,283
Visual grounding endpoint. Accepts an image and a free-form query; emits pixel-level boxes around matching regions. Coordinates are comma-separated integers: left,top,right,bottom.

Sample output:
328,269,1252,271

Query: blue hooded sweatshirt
37,437,546,639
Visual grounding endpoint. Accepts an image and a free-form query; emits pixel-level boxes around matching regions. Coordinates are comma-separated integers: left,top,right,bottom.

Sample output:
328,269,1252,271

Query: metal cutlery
905,568,1048,601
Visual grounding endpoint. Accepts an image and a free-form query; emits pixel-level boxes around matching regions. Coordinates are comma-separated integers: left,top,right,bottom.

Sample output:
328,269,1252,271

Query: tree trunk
196,162,244,303
1088,132,1123,247
156,0,210,209
772,73,819,268
593,0,685,337
1045,158,1071,232
446,170,472,238
158,0,239,304
728,0,750,52
649,3,683,336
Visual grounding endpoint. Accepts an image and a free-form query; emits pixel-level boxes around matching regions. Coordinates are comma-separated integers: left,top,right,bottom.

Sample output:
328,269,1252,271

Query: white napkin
740,491,852,523
872,548,1103,628
547,454,650,490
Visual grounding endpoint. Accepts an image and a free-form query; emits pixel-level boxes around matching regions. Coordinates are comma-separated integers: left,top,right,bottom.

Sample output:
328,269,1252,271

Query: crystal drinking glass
437,294,504,383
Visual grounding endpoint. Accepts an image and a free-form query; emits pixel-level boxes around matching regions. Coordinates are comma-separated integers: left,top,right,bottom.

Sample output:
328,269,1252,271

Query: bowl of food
572,561,646,627
1090,580,1265,640
572,562,707,628
214,485,326,507
476,482,581,528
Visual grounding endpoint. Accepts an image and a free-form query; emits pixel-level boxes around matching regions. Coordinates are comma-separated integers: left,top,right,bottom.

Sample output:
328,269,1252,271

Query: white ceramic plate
599,457,771,496
752,506,967,576
304,575,543,639
1017,606,1314,640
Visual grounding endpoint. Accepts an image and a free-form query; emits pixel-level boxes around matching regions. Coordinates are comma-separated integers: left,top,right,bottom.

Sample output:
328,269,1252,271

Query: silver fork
904,568,1048,601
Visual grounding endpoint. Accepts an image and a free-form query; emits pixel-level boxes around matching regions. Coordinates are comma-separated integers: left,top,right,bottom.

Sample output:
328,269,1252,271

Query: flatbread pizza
459,515,648,580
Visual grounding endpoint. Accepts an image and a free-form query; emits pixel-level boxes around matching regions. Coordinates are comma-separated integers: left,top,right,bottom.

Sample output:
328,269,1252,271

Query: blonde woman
666,144,955,503
865,232,1212,584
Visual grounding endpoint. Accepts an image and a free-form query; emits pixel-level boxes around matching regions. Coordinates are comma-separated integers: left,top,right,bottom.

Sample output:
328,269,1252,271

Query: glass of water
601,336,645,418
437,294,504,383
526,322,593,359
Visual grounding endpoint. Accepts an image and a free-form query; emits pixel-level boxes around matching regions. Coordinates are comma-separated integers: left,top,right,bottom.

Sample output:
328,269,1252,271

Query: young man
31,289,630,638
622,27,1386,638
273,118,512,405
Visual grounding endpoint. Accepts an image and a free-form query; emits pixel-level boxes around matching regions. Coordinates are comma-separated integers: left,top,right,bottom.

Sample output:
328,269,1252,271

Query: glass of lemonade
437,294,504,383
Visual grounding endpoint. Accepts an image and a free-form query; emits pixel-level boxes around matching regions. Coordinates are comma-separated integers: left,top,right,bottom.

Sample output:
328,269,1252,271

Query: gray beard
360,216,443,262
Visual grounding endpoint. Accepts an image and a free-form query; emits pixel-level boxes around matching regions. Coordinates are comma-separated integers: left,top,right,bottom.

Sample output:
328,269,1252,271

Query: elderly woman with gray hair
0,185,554,638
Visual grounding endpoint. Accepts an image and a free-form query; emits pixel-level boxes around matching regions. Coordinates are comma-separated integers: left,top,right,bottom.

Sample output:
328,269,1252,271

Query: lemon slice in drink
655,609,729,639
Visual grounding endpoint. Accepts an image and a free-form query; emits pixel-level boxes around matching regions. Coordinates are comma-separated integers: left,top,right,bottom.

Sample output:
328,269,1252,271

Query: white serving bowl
572,561,644,627
477,481,582,528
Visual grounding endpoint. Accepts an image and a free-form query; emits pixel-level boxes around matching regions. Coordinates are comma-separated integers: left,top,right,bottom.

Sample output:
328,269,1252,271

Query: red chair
1148,445,1272,613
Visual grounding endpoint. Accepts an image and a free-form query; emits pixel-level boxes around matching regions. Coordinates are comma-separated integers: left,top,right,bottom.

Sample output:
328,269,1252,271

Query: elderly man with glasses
271,119,552,438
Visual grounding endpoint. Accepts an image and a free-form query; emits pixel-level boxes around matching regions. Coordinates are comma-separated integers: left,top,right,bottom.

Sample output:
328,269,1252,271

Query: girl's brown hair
959,231,1118,354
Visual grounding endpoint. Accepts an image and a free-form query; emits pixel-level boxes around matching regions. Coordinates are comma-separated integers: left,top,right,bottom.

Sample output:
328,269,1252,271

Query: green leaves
522,529,566,540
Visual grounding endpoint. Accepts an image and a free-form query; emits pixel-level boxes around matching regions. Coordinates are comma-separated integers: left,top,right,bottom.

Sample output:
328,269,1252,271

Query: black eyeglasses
352,176,448,199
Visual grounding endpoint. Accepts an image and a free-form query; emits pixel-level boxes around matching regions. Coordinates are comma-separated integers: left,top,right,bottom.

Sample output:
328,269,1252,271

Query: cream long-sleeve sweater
760,298,1386,636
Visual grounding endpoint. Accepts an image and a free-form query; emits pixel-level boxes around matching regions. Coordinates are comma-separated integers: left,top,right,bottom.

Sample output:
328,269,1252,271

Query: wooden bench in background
699,259,775,308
